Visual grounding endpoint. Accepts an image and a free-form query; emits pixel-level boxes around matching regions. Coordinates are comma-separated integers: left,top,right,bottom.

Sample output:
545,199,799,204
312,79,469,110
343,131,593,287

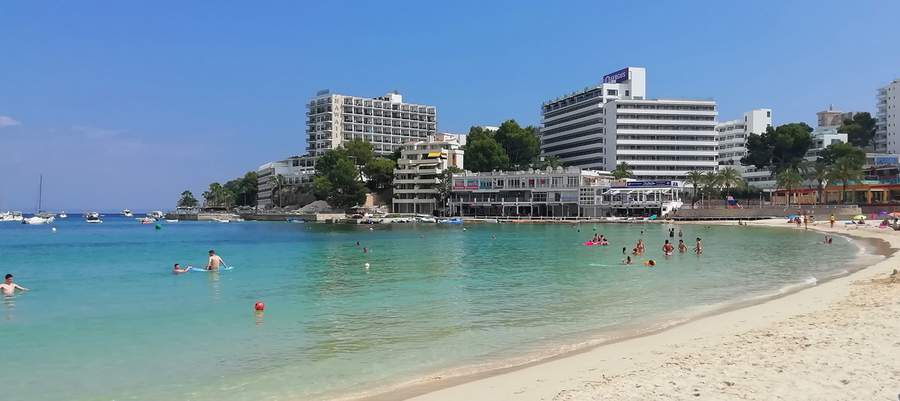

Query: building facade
876,79,900,154
816,107,857,129
540,67,647,170
392,135,464,215
306,90,437,157
716,108,772,168
256,156,316,209
605,98,719,180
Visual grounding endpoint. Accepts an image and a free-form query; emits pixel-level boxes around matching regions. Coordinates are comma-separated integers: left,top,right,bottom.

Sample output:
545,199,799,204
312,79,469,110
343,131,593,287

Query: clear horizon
2,0,899,211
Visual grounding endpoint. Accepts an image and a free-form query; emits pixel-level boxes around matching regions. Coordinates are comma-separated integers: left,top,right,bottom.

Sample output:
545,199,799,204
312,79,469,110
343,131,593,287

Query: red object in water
254,301,265,311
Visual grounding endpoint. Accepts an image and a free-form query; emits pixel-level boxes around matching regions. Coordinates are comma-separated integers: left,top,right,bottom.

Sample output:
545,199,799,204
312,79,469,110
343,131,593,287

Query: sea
0,215,880,401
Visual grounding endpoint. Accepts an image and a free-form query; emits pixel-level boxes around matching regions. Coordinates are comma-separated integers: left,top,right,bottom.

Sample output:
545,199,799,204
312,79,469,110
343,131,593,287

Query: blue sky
1,0,898,211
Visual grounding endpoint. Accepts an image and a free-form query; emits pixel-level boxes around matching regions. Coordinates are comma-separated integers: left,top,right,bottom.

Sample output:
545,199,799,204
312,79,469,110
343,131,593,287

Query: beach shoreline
343,219,899,401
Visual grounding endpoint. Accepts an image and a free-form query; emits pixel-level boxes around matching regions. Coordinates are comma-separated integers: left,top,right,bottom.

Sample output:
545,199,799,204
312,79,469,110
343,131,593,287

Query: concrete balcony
394,188,439,194
394,178,441,185
395,168,441,175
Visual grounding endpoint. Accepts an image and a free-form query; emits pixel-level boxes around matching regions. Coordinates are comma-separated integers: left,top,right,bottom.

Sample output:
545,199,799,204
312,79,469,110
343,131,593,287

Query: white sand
395,219,900,401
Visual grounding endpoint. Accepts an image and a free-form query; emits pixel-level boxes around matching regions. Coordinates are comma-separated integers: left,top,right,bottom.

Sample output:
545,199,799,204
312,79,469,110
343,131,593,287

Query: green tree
387,147,403,162
223,171,258,207
703,170,722,201
202,182,231,209
838,112,877,149
177,190,198,208
684,170,706,208
801,160,829,204
364,158,396,192
776,168,803,206
531,155,562,169
817,142,865,167
437,166,464,215
611,162,634,179
464,135,509,172
313,149,367,210
828,156,863,204
493,120,541,168
717,167,742,196
741,123,813,172
343,139,375,166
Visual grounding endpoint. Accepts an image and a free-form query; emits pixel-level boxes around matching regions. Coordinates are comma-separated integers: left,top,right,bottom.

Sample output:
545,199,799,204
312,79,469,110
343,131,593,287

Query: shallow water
0,218,873,401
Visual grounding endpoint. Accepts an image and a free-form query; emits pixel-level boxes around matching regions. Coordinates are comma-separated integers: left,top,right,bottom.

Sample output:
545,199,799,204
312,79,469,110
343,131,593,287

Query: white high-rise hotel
541,67,719,180
716,109,772,168
876,79,900,154
306,90,437,157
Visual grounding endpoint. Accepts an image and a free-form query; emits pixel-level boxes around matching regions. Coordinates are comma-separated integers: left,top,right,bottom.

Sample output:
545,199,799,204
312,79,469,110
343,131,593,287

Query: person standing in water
206,250,225,271
678,239,688,253
662,240,674,256
1,274,28,296
830,214,836,228
694,237,703,255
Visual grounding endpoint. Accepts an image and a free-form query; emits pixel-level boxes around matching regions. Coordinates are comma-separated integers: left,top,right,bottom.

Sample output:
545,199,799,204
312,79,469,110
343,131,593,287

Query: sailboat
23,174,55,225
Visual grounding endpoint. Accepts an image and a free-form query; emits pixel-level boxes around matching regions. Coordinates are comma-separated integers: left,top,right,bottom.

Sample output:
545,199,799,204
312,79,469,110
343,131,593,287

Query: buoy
364,262,370,270
51,227,57,232
254,301,265,311
155,224,161,230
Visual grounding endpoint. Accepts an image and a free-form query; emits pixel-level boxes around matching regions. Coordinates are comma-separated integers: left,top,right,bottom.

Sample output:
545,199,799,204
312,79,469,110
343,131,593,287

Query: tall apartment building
540,67,647,170
256,155,317,209
605,99,719,179
876,79,900,154
306,90,437,157
540,67,719,180
392,134,464,215
716,109,772,168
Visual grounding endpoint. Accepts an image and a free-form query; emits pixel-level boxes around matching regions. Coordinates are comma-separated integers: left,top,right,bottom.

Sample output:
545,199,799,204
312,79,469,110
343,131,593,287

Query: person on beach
206,250,225,271
172,263,191,274
830,214,836,228
1,274,28,296
803,215,808,230
694,237,703,255
662,240,674,256
678,239,688,253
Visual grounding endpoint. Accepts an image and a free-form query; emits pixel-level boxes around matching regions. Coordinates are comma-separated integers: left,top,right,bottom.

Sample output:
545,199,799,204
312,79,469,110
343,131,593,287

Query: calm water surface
0,217,875,401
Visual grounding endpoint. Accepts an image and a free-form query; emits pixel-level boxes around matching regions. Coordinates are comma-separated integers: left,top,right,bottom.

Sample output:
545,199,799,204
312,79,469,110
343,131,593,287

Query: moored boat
0,211,24,222
122,209,134,217
85,212,103,224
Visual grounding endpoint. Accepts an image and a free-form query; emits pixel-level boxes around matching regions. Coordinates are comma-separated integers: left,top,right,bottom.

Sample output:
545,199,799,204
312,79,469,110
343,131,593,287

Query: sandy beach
382,219,900,401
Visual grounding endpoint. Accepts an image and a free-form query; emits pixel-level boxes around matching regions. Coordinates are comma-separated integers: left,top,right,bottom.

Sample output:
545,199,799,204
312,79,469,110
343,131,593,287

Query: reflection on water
3,294,15,321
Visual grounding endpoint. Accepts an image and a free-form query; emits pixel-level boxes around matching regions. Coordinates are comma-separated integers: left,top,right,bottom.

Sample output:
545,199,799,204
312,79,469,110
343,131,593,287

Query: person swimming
662,240,674,256
1,274,28,296
678,239,687,253
623,255,633,265
643,259,656,267
172,263,191,274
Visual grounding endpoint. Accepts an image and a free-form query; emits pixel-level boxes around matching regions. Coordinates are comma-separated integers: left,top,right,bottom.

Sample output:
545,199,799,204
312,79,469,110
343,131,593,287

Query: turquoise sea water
0,217,876,401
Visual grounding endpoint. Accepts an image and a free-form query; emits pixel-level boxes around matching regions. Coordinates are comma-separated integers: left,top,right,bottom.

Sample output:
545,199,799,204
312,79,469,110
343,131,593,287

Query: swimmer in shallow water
662,240,674,256
172,263,191,274
643,259,656,267
623,255,633,265
1,274,28,296
678,239,687,253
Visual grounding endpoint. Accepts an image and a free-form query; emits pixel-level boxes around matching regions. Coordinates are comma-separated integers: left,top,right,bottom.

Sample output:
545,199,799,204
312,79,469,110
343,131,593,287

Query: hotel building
306,90,437,157
716,109,772,168
256,155,317,209
541,67,719,180
876,79,900,154
392,134,465,215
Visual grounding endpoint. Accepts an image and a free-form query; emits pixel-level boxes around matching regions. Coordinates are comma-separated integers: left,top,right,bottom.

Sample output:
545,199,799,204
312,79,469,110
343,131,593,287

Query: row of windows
617,124,716,131
541,128,605,146
541,118,604,136
617,114,715,122
344,125,434,135
340,98,436,114
557,147,605,160
340,106,437,121
616,104,715,111
543,138,604,153
454,176,581,190
617,135,715,141
543,98,604,120
617,145,717,152
630,165,717,171
619,155,718,161
544,107,605,128
543,88,603,114
341,116,436,128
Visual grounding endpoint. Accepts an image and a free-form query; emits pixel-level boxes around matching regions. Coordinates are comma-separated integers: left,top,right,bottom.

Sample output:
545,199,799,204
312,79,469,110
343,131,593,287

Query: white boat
165,219,179,223
23,215,54,225
122,209,133,217
213,218,230,223
58,211,68,219
85,212,103,224
139,217,156,224
148,211,164,219
0,211,24,222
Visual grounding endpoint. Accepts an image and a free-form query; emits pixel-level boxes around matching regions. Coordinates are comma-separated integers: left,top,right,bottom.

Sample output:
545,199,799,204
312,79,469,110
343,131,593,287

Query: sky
1,0,899,211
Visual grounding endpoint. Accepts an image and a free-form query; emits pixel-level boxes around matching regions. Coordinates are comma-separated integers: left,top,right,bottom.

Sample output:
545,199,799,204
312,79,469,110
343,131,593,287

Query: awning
426,152,443,158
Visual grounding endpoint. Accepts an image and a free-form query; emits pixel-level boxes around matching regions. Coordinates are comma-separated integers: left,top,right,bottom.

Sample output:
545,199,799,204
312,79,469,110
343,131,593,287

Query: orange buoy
254,301,265,311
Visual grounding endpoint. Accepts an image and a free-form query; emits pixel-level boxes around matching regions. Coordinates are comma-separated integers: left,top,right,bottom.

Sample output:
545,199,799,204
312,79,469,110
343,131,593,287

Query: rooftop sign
602,68,629,84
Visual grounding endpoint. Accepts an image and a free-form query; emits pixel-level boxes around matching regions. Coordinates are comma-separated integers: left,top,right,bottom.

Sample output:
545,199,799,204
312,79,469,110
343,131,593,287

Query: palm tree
271,174,285,208
801,161,829,204
611,162,634,180
684,170,705,208
828,157,863,204
717,167,743,196
776,168,802,206
703,170,721,205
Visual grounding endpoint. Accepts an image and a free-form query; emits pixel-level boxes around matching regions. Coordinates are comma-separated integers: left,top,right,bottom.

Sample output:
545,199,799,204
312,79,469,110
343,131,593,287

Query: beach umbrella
648,214,658,220
851,215,866,221
786,214,798,219
889,211,900,218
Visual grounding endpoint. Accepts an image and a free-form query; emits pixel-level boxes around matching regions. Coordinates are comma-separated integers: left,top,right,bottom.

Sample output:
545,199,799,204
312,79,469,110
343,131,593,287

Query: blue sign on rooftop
602,68,629,84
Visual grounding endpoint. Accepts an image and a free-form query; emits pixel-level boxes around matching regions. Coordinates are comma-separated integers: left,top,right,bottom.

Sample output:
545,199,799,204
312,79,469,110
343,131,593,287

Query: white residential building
306,90,437,157
256,156,316,209
392,136,464,215
605,98,719,180
540,67,647,170
876,79,900,154
716,108,772,169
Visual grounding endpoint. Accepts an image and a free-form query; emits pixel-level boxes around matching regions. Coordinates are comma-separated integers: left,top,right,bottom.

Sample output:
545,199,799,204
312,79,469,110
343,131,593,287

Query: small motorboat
58,211,68,219
148,211,165,219
122,209,134,217
165,219,179,223
139,217,156,224
85,212,103,224
213,218,230,223
438,217,464,225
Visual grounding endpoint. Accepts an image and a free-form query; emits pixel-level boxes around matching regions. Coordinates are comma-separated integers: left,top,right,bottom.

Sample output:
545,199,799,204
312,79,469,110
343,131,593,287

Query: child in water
643,259,656,267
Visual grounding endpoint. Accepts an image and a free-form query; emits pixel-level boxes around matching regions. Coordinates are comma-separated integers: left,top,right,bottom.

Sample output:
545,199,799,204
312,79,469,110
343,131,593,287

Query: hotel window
607,89,618,96
528,179,535,188
567,177,578,187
